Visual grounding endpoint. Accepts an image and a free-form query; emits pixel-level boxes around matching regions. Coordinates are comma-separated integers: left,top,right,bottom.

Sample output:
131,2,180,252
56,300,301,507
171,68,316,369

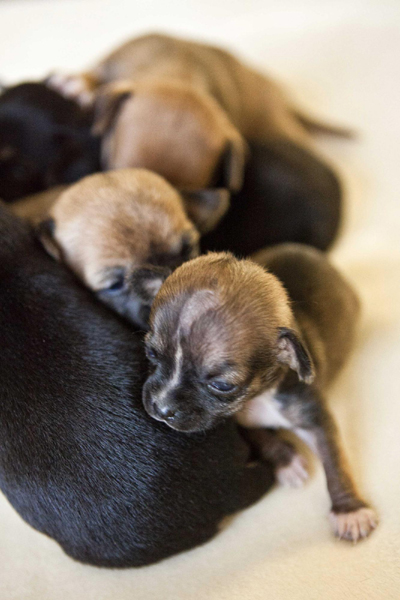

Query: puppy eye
208,380,236,394
146,346,158,362
105,275,126,292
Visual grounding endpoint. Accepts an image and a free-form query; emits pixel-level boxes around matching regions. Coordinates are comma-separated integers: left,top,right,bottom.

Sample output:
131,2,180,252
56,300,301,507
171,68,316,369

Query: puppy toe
276,454,309,488
329,507,378,542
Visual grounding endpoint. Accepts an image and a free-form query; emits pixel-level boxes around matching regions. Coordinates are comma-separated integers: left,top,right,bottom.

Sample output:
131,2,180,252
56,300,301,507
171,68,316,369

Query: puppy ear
276,327,315,384
92,83,132,135
131,266,171,303
220,132,247,192
35,218,62,261
180,188,230,234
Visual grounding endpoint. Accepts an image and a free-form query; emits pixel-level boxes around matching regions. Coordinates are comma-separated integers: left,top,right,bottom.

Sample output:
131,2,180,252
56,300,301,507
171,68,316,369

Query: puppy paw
46,73,94,107
329,507,378,542
276,454,309,488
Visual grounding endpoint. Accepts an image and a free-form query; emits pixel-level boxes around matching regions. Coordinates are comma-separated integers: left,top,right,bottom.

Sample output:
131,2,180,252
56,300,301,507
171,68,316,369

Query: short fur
0,82,100,201
31,169,228,328
201,139,342,254
49,33,345,195
0,204,274,567
143,246,378,542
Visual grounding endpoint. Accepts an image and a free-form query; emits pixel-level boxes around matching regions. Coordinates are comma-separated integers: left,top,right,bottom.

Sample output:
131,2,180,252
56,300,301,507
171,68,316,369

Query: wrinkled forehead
150,289,252,371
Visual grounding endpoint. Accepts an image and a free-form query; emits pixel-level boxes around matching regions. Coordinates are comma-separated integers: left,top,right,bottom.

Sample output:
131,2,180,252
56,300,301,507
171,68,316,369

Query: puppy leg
280,386,378,541
240,427,308,488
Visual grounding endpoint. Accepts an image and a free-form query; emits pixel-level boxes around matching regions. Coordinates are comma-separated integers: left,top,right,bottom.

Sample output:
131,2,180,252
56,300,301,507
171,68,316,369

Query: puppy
0,82,100,201
143,245,378,542
201,139,342,254
0,203,274,567
35,168,228,328
49,33,347,192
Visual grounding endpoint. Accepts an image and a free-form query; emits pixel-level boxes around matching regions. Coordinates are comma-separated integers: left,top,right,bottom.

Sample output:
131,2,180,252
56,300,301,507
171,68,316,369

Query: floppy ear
130,266,171,303
92,83,132,136
180,188,230,234
276,327,315,384
35,218,62,261
220,132,247,192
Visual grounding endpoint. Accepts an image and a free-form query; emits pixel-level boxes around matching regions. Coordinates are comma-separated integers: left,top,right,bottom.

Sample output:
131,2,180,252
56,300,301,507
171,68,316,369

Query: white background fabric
0,1,399,598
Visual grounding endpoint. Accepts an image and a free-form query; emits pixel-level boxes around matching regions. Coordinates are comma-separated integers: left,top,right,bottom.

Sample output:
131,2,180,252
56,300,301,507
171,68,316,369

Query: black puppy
202,139,342,255
0,203,273,567
0,82,100,201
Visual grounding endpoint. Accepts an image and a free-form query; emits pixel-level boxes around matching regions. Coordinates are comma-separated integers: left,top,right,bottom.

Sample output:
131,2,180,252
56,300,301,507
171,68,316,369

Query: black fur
0,204,274,567
0,82,100,201
202,139,342,255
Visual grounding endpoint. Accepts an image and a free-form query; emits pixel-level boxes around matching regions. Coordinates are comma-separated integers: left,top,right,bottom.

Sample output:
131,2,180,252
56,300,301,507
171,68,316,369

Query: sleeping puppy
35,168,228,328
49,33,347,192
0,202,274,567
0,82,100,201
143,246,378,542
201,139,342,254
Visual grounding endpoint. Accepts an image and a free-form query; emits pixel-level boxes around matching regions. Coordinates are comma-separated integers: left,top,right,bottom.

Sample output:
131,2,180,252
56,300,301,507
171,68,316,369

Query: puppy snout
154,403,177,422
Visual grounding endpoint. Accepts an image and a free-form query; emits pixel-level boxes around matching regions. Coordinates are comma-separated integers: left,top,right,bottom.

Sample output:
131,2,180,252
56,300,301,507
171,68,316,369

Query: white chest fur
236,388,292,429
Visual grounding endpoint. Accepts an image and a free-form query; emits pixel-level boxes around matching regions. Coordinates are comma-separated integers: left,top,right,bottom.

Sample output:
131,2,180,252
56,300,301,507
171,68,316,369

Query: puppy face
38,169,202,329
94,81,246,191
143,253,314,431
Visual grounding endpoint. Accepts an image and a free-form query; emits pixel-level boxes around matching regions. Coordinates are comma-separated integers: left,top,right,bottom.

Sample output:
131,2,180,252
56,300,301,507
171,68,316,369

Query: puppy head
0,82,97,201
36,169,229,328
94,80,246,191
143,253,314,431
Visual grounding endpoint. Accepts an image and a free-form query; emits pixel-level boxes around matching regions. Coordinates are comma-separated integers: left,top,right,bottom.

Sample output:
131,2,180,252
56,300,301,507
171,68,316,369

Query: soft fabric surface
0,1,399,598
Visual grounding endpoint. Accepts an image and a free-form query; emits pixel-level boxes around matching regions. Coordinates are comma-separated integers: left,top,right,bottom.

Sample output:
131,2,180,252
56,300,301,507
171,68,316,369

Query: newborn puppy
143,246,378,542
0,203,274,567
201,139,342,254
49,33,346,192
36,168,228,328
0,82,100,201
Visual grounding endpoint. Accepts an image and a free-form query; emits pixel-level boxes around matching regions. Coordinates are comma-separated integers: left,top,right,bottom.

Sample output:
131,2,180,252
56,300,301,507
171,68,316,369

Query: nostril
158,405,176,421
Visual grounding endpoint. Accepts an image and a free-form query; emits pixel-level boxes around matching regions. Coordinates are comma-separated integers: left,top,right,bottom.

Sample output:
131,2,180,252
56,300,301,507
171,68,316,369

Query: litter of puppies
0,32,377,567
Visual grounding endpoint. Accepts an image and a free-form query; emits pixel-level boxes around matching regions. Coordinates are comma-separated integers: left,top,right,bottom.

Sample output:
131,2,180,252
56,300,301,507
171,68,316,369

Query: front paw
276,454,309,488
329,507,378,542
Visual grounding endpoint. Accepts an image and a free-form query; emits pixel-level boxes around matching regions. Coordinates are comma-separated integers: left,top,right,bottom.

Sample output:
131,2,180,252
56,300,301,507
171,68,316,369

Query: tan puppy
142,245,378,542
48,33,347,191
36,168,228,328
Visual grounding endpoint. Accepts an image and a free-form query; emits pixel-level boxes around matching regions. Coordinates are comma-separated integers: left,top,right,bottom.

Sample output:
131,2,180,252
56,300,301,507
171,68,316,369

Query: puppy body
144,246,377,542
201,139,342,254
0,83,100,201
0,204,274,567
51,33,342,192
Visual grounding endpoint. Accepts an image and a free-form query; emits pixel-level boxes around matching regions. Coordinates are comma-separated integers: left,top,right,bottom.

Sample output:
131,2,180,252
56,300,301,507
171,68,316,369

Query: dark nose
157,404,177,422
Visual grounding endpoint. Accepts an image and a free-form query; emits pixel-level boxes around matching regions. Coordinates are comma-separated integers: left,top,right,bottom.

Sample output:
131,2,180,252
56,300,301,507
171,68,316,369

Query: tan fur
10,186,67,223
44,169,197,289
50,33,340,189
152,251,293,373
148,249,377,542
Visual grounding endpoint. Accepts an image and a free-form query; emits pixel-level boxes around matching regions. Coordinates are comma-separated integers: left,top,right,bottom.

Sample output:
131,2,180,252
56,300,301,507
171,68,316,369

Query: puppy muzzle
142,384,211,432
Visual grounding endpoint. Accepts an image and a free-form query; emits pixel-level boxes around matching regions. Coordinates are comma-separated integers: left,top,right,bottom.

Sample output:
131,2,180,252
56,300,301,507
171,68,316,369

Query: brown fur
44,169,195,287
144,246,378,542
31,168,218,328
49,33,344,190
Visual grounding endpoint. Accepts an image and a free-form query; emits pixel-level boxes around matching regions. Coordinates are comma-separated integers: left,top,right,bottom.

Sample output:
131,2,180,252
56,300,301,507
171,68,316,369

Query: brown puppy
142,245,378,542
48,33,346,191
35,168,228,328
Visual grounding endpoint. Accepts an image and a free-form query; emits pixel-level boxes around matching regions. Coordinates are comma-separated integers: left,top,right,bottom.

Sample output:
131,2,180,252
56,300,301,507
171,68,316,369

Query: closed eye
100,268,127,293
208,380,237,394
145,346,159,362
